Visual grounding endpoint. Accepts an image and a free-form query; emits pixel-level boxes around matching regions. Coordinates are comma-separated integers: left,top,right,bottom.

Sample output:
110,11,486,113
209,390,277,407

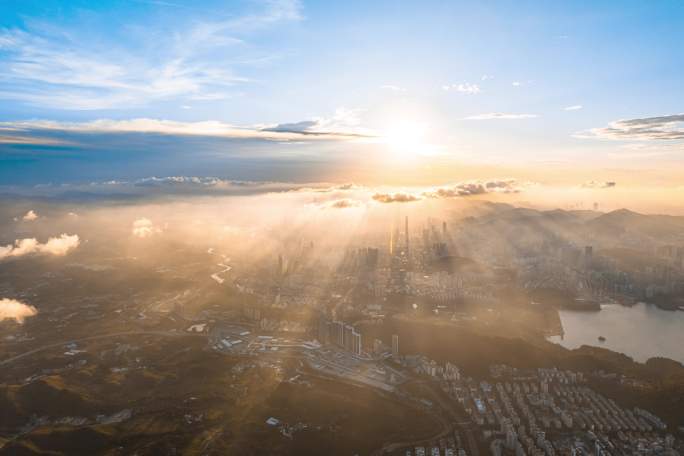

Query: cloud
481,75,494,81
0,176,322,200
22,210,38,221
0,0,302,109
582,181,616,189
327,199,362,209
371,179,527,203
1,116,371,142
424,179,524,198
132,218,162,238
40,234,81,255
464,113,537,120
512,81,522,87
0,298,38,324
564,105,583,111
0,134,70,146
442,83,481,94
380,85,406,92
372,192,422,204
582,114,684,141
0,234,80,260
261,108,373,138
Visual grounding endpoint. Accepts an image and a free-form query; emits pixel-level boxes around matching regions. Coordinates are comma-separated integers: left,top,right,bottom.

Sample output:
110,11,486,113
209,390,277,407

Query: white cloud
481,74,494,81
512,81,522,87
564,105,583,111
0,234,80,260
0,116,371,142
380,85,406,92
0,0,303,110
40,234,81,255
371,179,529,203
0,298,38,324
132,218,162,238
423,179,526,198
326,199,363,209
442,82,481,94
582,181,616,189
580,114,684,141
372,192,422,204
22,210,38,221
464,113,537,120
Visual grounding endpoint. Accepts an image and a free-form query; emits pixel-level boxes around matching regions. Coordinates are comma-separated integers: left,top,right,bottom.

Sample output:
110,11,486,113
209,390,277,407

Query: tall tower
389,227,394,256
391,334,399,358
405,215,409,256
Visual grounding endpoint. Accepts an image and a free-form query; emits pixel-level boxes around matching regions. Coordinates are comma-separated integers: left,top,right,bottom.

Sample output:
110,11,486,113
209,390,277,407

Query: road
0,330,204,367
371,377,481,456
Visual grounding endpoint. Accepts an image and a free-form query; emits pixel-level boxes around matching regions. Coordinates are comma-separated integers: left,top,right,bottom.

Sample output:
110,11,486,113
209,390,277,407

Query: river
547,302,684,364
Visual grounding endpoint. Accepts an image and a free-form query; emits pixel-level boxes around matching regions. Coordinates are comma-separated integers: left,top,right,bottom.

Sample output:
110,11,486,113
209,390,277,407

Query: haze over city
1,1,684,455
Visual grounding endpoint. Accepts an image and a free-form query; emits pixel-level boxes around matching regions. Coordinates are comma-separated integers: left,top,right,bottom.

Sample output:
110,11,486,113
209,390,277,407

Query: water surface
547,302,684,363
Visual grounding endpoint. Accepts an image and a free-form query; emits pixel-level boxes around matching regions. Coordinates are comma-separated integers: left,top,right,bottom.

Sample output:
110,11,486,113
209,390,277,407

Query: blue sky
0,0,683,187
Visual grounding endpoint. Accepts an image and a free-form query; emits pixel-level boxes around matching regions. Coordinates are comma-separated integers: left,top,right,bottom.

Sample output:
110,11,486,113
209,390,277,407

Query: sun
382,121,428,159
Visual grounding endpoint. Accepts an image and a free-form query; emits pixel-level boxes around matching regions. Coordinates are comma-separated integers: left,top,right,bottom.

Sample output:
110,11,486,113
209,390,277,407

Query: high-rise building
405,215,409,257
389,227,394,256
318,315,330,344
344,324,356,352
585,245,593,268
332,320,345,347
352,330,362,356
392,334,399,358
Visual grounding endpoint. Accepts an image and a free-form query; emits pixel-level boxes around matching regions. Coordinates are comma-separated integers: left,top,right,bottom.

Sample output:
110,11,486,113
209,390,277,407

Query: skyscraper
585,245,593,268
392,334,399,358
405,215,409,257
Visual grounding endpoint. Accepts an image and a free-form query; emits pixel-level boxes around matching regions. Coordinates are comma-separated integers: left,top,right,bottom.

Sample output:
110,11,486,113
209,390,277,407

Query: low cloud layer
0,234,80,260
372,192,422,204
585,114,684,140
426,180,524,198
0,117,370,144
0,298,38,324
372,179,526,203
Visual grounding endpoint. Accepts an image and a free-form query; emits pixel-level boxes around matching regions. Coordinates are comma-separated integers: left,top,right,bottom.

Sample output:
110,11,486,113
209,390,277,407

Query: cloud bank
0,298,38,324
372,192,422,204
584,114,684,141
372,179,526,203
0,117,370,144
0,234,80,260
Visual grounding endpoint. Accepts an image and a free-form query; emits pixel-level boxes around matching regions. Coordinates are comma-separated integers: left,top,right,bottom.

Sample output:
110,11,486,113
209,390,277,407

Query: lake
547,302,684,364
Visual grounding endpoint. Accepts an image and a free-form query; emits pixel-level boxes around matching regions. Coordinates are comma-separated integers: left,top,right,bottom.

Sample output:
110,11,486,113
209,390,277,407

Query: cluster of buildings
405,432,469,456
317,316,363,356
396,358,680,456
